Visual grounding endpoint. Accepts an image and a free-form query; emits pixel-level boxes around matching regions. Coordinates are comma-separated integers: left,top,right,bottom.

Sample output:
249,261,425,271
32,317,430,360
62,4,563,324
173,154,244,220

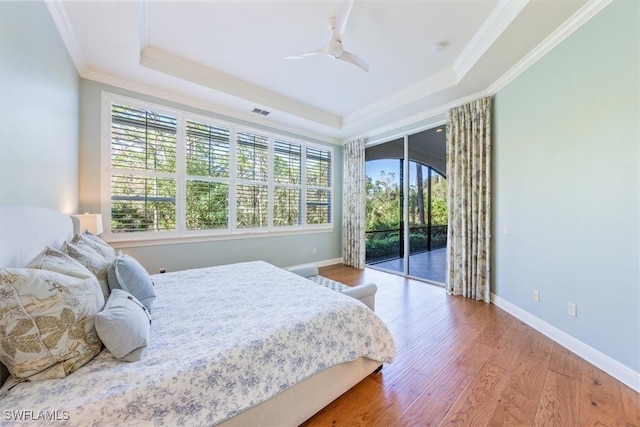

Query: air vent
251,108,270,116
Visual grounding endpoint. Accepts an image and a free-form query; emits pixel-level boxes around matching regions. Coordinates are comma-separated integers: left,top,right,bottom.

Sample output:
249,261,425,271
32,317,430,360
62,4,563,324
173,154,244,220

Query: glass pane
407,159,447,282
306,147,331,187
236,184,268,228
364,157,402,268
237,132,268,181
111,174,176,232
186,120,230,178
274,140,301,185
111,104,177,173
185,180,228,230
306,189,331,224
408,162,428,254
274,187,301,227
430,172,448,250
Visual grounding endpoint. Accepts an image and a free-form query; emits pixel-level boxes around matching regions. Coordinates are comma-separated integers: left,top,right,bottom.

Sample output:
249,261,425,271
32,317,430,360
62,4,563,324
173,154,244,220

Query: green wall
493,0,639,372
0,1,79,213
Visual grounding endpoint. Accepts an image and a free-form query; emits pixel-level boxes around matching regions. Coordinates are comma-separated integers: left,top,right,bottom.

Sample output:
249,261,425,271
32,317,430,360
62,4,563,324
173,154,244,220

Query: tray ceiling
49,0,599,142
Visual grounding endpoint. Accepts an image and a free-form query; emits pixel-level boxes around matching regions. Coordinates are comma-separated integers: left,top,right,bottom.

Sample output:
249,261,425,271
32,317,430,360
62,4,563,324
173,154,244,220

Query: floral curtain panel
446,96,492,302
342,138,366,269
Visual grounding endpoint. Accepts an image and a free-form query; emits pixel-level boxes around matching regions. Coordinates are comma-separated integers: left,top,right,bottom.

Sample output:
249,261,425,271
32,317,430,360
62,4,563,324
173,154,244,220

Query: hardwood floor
301,265,640,427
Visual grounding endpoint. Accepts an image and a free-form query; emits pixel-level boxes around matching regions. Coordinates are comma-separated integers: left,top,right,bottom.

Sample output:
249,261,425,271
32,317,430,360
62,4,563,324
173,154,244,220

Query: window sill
107,226,335,249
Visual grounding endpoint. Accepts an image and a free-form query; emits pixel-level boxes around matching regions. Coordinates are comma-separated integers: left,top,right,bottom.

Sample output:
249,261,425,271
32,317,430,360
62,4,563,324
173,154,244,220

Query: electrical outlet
533,290,540,302
312,248,317,254
568,302,577,317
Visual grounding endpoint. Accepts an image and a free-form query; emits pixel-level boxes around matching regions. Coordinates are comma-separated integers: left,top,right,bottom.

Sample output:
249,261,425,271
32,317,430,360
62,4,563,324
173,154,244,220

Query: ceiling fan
285,0,369,72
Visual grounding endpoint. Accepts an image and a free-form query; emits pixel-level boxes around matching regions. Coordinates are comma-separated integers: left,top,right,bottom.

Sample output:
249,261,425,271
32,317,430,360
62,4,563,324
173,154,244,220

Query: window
236,132,269,228
306,147,332,225
104,94,333,241
273,140,301,227
110,104,177,232
185,120,230,230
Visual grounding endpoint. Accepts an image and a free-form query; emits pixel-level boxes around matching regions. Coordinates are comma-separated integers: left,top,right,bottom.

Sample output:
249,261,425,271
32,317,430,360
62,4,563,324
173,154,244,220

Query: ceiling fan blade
334,0,354,40
338,50,369,72
284,48,326,60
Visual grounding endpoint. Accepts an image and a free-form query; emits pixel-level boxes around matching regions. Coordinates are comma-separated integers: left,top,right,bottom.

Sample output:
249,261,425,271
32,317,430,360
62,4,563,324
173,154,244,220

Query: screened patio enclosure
364,126,447,284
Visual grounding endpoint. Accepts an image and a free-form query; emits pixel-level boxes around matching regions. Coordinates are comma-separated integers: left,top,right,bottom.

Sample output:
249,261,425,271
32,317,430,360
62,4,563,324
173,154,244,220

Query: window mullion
301,142,307,228
102,93,113,238
229,126,238,233
268,135,274,229
175,114,186,233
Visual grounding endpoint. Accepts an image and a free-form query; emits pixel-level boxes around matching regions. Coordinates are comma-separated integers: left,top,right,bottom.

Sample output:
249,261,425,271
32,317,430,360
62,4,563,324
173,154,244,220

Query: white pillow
95,289,151,362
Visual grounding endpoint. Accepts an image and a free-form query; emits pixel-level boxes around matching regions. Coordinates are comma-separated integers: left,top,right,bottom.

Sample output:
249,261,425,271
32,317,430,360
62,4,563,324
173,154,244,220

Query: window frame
272,139,303,228
101,92,334,244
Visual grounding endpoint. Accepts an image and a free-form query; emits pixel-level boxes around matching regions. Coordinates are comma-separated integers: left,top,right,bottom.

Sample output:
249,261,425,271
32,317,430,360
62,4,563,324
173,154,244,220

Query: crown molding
140,47,342,130
44,0,87,74
353,0,612,145
453,0,529,82
487,0,612,95
342,67,457,129
348,89,490,145
47,0,611,147
341,0,527,131
82,69,341,146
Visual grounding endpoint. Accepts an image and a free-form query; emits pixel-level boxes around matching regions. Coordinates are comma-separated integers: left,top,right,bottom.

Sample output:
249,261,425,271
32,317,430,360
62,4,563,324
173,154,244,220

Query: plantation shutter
110,103,177,233
273,140,302,227
184,120,230,230
236,132,269,228
305,147,332,225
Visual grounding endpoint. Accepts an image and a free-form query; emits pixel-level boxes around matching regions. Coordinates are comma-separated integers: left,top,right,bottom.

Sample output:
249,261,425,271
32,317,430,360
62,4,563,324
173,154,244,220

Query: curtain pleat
446,97,492,302
342,138,366,269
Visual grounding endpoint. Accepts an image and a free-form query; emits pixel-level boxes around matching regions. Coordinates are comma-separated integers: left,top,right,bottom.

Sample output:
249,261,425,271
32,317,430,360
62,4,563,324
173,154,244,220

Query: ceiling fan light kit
431,43,445,54
285,0,369,72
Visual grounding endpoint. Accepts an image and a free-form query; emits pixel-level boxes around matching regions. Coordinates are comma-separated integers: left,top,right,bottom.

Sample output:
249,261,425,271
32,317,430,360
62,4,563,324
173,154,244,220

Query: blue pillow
107,255,156,310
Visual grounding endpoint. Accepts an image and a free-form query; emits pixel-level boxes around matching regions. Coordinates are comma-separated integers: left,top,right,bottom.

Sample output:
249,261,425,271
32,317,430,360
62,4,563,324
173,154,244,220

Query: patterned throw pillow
62,241,111,300
72,233,116,262
0,248,104,382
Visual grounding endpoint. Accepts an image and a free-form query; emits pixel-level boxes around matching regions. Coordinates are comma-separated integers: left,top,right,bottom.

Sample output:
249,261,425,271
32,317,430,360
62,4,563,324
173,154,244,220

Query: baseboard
315,257,344,267
286,257,343,270
491,293,640,392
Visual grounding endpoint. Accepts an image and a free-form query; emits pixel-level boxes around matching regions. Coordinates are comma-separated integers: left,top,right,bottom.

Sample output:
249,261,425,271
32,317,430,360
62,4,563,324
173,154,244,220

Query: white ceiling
49,0,596,143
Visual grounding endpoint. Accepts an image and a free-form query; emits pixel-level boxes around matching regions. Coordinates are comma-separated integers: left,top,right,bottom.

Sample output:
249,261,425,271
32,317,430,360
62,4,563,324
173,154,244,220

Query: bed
0,206,395,426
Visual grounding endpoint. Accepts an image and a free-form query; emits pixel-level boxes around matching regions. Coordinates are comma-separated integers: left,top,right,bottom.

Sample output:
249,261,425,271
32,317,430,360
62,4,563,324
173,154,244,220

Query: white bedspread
1,261,395,426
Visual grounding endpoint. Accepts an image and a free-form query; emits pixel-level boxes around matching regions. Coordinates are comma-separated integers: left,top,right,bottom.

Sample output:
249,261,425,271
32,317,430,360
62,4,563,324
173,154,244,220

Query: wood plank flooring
301,264,639,427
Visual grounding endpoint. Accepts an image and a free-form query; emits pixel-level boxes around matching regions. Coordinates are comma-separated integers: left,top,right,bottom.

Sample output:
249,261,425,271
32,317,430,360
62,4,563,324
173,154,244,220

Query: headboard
0,206,74,385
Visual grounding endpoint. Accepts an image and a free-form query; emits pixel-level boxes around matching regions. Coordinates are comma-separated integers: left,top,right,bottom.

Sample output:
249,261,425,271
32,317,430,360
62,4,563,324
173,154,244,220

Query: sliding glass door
365,127,447,284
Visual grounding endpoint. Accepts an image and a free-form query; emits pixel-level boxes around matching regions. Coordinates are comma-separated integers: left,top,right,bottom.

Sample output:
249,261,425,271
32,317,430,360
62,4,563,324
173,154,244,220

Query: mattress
1,261,395,426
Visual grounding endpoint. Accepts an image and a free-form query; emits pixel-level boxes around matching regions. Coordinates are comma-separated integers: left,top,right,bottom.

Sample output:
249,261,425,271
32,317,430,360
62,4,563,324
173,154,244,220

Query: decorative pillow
108,255,156,310
26,247,103,287
0,257,104,382
95,289,151,362
72,233,116,262
62,241,110,300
